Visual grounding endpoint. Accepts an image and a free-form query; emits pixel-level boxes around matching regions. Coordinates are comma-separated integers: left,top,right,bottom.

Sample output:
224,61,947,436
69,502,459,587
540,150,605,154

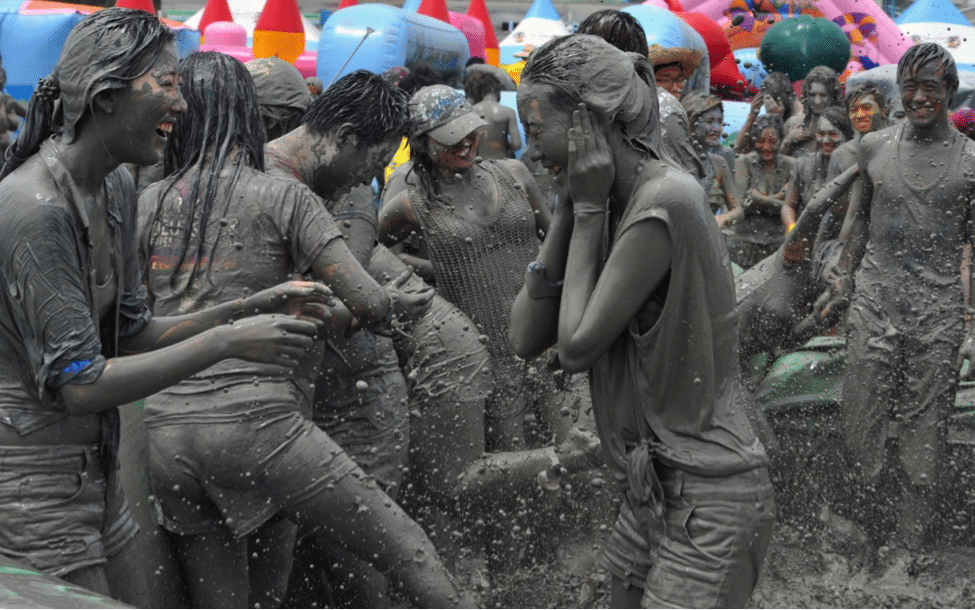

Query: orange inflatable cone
417,0,450,24
199,0,233,34
467,0,498,66
253,0,305,64
115,0,155,14
337,0,357,8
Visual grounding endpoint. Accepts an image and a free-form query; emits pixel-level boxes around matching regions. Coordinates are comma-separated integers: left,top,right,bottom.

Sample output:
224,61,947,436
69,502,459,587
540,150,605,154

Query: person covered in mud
510,35,775,608
783,106,853,230
0,57,26,154
139,52,473,609
724,114,796,269
735,71,799,154
379,84,552,453
781,66,844,157
682,91,742,227
0,9,329,604
263,70,428,606
245,56,312,140
464,71,521,160
815,43,975,552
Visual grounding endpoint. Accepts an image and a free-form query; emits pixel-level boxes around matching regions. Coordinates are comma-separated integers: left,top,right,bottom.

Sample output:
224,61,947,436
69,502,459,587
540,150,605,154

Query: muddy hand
567,103,614,214
811,274,851,330
225,314,318,368
385,268,434,322
245,280,333,323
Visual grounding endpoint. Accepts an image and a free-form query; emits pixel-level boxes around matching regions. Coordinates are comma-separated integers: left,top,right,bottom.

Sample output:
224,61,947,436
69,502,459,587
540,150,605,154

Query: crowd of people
0,5,972,609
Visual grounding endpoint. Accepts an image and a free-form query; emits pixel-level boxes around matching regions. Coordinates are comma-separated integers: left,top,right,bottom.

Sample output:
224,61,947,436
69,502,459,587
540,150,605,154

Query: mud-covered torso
857,126,975,323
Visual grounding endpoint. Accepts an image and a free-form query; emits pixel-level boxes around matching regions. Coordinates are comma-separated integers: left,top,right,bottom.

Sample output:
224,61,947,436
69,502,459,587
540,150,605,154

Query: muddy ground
481,450,975,609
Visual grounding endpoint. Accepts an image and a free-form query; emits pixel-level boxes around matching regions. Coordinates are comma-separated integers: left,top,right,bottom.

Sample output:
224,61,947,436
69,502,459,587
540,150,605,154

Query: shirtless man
464,71,521,160
817,43,975,550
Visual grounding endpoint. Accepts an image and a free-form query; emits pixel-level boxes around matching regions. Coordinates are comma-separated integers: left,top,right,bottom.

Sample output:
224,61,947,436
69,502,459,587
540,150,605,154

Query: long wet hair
150,51,266,294
800,66,843,128
303,69,411,146
897,42,959,102
1,8,173,180
682,91,723,136
760,72,796,124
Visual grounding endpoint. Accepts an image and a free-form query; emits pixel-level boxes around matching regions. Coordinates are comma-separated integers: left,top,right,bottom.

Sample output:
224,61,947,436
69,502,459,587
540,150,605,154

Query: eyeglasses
656,75,686,87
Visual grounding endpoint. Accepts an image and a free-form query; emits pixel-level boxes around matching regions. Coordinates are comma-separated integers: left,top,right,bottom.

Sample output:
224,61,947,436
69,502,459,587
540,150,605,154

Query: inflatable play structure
624,5,711,96
184,0,320,51
498,0,569,65
317,3,469,87
0,0,199,102
897,0,975,73
679,0,911,81
401,0,487,65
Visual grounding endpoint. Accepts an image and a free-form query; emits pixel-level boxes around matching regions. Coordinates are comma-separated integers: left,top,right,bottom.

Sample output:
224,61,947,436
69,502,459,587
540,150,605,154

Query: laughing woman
0,9,327,604
509,35,775,609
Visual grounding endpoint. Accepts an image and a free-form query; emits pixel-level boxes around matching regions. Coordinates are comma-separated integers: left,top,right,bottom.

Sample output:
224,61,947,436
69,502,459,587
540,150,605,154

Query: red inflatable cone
467,0,498,65
337,0,357,8
253,0,305,64
199,0,234,37
417,0,450,24
115,0,155,14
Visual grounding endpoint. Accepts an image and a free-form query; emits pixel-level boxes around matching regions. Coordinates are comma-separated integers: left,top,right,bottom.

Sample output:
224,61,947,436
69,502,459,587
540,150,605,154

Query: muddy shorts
0,444,138,577
148,381,360,539
602,464,775,608
315,331,410,498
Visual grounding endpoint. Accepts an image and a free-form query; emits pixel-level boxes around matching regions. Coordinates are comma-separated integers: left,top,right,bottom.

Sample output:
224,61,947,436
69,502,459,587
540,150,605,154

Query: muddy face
755,127,781,166
815,116,846,158
517,83,572,178
693,107,724,148
807,82,830,116
316,134,400,200
108,43,185,166
425,130,479,172
901,63,949,130
849,95,883,134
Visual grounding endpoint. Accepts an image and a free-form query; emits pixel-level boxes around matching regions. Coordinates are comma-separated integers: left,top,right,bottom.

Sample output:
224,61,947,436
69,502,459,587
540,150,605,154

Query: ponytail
1,76,60,181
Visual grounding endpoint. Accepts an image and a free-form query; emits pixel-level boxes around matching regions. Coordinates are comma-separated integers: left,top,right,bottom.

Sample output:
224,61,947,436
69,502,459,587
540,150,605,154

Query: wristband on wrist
526,261,563,299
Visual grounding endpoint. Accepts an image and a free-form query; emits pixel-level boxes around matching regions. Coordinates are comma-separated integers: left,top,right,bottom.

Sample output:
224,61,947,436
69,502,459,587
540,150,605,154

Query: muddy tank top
408,160,539,417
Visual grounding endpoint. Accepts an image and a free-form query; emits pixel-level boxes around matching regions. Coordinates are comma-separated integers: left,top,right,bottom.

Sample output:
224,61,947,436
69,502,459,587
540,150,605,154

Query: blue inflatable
317,4,469,88
0,0,198,103
733,48,769,91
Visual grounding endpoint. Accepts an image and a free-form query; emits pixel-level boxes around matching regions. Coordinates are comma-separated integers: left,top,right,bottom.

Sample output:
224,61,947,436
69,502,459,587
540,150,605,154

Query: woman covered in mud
681,91,741,227
138,51,473,609
783,106,853,230
378,84,551,453
509,35,775,608
0,9,329,604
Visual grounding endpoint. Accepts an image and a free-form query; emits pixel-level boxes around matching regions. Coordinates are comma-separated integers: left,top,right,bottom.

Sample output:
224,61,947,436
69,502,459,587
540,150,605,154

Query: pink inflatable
680,0,910,68
450,11,487,60
200,21,255,64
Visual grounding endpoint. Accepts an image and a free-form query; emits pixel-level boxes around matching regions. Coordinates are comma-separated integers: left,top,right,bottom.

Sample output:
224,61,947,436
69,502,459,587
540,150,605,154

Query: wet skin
755,128,781,168
693,107,724,148
807,82,830,117
815,116,845,158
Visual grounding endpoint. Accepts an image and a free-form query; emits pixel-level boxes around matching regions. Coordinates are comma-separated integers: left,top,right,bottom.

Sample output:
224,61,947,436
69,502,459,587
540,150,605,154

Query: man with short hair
819,43,975,551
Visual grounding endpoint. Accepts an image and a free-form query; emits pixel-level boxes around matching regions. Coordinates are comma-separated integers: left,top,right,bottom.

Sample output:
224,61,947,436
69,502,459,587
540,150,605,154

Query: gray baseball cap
410,85,487,145
245,57,311,111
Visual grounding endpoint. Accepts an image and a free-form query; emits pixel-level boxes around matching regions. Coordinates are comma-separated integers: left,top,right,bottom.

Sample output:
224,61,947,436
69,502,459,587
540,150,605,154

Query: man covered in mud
817,43,975,551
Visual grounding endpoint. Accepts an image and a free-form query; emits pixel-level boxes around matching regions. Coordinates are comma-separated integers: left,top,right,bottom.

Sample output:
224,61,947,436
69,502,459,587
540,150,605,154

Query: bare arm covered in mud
553,106,673,374
783,165,859,267
63,314,321,416
712,154,743,227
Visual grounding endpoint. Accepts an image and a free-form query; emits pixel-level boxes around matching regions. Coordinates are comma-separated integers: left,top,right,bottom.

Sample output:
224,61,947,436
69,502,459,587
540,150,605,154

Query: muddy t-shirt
138,165,341,423
727,151,795,245
588,168,767,481
0,139,151,435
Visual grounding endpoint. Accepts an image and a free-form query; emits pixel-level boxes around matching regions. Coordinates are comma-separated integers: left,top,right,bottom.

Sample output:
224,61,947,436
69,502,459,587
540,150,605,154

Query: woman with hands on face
510,35,773,609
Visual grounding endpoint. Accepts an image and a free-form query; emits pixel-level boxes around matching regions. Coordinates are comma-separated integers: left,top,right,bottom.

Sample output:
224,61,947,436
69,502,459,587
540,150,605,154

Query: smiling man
817,43,975,553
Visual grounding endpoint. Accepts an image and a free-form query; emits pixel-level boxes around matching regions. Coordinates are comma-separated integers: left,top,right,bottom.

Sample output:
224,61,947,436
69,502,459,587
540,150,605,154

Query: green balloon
759,15,850,82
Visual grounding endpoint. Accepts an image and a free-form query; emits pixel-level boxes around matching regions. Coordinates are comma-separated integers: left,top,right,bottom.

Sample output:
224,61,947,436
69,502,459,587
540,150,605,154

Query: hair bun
36,76,60,103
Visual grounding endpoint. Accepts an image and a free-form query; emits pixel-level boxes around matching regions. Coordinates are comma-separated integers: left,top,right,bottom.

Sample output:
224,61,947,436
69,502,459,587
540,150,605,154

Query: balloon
733,47,768,90
760,15,850,81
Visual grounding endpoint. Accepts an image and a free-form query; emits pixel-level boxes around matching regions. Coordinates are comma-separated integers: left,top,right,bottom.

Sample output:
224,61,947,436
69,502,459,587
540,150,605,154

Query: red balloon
677,11,754,98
